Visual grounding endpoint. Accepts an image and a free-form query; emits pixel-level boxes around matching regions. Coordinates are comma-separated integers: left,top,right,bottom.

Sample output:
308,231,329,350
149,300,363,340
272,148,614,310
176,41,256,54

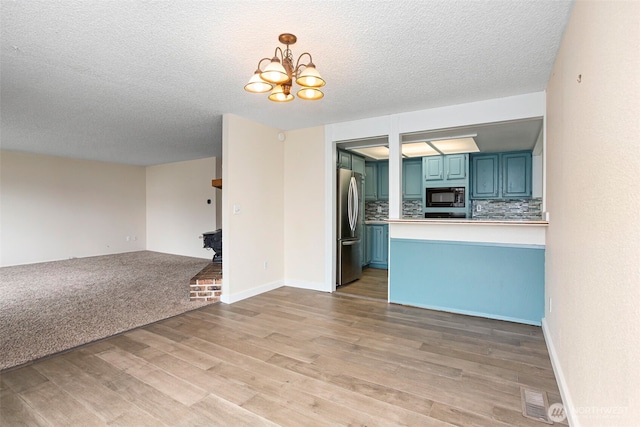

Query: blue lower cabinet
367,224,388,269
388,238,545,325
364,225,372,265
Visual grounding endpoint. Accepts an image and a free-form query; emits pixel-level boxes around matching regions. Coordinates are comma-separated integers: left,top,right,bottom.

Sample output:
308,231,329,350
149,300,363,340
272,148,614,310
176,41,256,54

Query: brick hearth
189,263,222,302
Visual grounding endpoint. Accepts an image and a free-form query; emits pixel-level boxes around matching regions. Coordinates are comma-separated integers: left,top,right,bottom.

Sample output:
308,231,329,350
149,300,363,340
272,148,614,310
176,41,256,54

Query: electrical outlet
264,261,268,270
377,206,382,213
126,236,130,241
233,204,241,215
476,204,482,212
132,235,137,241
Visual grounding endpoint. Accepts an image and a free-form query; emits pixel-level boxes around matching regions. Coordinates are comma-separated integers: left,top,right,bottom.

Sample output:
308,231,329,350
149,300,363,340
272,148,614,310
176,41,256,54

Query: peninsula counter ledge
386,218,548,325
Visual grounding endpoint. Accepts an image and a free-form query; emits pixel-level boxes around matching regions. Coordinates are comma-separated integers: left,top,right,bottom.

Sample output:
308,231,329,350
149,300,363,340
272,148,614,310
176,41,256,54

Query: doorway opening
336,138,389,301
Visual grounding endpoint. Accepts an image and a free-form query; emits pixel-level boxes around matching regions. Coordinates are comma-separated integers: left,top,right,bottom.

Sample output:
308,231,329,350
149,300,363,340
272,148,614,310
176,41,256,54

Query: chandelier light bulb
260,59,289,85
296,64,325,88
297,87,324,101
244,71,273,93
268,85,294,102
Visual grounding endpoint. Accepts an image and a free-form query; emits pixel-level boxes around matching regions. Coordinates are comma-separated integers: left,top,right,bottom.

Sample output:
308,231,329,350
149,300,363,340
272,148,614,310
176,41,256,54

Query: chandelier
244,33,325,102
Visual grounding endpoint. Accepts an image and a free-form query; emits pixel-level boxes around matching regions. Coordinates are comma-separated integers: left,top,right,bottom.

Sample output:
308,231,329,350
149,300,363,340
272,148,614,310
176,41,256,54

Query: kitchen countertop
364,220,388,225
393,218,548,226
377,218,549,226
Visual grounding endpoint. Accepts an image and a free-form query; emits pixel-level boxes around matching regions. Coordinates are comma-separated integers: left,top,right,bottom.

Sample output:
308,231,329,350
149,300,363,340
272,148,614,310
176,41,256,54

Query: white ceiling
0,1,573,166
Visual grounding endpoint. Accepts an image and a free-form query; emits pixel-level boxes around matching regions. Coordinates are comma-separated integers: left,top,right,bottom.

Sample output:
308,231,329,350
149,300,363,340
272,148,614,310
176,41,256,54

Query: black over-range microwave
426,187,465,208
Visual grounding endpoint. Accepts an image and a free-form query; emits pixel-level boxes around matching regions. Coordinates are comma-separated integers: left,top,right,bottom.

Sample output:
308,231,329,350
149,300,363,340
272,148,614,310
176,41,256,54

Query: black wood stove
202,229,222,263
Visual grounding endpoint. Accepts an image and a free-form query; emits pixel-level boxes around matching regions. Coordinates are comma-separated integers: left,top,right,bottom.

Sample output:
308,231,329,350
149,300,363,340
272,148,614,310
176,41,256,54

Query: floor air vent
521,387,553,424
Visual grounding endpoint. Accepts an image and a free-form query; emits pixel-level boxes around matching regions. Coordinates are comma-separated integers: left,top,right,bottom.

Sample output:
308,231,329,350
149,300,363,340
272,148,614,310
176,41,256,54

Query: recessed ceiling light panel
350,146,389,160
429,137,479,154
401,142,439,157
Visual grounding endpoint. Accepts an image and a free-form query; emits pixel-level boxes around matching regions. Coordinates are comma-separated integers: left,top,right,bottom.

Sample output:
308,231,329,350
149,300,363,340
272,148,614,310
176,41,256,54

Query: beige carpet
0,251,213,371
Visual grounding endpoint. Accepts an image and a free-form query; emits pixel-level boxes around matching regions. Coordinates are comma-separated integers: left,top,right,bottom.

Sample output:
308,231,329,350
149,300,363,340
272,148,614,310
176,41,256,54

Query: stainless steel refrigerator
337,169,363,286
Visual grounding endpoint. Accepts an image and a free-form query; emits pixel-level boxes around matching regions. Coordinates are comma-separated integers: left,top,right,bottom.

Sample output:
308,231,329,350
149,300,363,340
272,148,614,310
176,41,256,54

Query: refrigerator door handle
342,240,359,246
351,176,359,227
347,176,358,234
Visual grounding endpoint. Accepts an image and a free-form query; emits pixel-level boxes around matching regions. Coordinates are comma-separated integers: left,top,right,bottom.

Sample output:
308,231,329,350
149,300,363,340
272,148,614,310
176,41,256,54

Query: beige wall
146,157,219,259
283,126,327,290
221,114,284,302
545,1,640,426
0,150,146,266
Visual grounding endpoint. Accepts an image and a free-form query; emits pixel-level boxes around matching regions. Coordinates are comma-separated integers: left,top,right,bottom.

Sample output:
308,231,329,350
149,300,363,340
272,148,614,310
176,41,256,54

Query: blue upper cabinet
423,154,468,185
364,163,378,201
377,162,389,200
402,159,422,199
470,151,532,199
423,156,444,181
337,150,351,169
445,154,467,180
337,150,365,175
502,152,532,198
471,154,500,198
368,157,424,200
351,154,365,176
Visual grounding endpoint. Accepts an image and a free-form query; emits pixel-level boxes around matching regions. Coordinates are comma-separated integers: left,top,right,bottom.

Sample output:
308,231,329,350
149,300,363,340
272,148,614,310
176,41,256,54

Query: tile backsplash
365,200,423,220
471,198,543,220
366,198,543,220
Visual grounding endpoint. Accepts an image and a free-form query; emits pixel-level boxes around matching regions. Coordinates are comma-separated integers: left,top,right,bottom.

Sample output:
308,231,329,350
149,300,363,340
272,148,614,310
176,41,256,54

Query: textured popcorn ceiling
0,1,573,166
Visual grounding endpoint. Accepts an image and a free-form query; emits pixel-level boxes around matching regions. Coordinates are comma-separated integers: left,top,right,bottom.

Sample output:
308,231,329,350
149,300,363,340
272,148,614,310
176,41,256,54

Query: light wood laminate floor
1,287,564,426
336,267,388,300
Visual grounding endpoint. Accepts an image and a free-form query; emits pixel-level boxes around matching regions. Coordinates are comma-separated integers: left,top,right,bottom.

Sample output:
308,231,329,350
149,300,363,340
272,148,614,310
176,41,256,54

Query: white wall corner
542,318,579,427
324,128,337,292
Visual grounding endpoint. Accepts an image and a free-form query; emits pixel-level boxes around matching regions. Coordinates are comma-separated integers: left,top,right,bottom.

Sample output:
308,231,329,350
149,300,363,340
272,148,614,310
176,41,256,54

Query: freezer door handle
342,240,359,246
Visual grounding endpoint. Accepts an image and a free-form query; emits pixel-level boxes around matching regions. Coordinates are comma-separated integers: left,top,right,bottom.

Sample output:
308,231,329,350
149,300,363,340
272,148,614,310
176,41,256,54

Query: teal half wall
389,238,545,325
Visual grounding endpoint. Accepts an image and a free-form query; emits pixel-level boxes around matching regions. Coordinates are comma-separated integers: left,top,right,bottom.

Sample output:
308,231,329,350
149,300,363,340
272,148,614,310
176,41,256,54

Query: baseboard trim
284,280,329,292
390,299,541,326
220,280,283,304
542,317,578,427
